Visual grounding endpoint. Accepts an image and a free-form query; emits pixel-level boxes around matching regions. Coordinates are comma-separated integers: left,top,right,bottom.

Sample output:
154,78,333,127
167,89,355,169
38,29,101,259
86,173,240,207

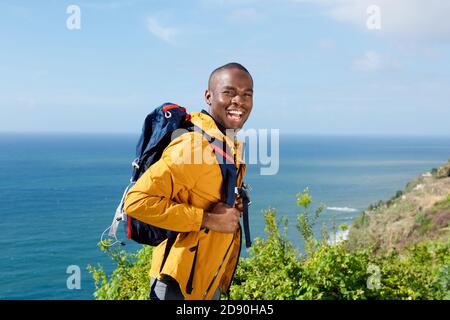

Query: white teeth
228,110,243,116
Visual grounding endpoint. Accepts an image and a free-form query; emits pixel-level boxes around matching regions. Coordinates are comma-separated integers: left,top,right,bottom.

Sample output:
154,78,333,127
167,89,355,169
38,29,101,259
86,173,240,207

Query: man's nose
231,94,244,106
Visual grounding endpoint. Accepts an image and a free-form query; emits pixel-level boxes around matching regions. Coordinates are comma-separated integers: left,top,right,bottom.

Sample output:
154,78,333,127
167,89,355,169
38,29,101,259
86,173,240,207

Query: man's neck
201,109,238,139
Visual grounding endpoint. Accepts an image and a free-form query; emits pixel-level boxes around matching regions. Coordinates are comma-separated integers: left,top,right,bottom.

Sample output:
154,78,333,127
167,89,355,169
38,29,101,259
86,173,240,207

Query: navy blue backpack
103,103,252,250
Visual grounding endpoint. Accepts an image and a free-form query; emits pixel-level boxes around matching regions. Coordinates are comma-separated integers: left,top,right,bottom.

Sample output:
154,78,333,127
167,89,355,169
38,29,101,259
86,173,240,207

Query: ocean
1,133,449,299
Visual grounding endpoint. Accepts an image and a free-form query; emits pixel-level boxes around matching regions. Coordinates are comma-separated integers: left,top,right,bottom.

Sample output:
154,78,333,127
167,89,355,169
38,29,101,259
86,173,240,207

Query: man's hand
234,195,243,213
201,202,240,233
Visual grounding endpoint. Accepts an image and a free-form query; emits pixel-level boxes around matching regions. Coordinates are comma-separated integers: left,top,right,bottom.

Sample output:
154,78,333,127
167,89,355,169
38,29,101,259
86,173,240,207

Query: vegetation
89,185,449,300
347,161,450,254
87,244,153,300
229,188,449,300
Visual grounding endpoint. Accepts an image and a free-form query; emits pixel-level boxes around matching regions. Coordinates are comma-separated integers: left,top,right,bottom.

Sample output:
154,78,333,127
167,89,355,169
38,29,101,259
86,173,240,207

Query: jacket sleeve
123,133,205,233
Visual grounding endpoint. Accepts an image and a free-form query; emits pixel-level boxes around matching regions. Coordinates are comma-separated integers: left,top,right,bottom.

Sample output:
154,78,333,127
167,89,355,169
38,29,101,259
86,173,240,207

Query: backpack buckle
243,183,252,206
237,184,252,206
132,158,140,170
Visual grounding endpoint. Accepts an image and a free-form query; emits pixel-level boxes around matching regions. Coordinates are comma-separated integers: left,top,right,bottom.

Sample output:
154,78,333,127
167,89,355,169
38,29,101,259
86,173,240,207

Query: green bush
414,211,432,236
90,189,449,300
87,242,152,300
230,208,302,300
434,193,450,209
230,198,449,299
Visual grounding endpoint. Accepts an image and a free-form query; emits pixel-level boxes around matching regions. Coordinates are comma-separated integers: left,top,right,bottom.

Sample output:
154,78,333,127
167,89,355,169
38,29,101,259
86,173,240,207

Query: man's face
205,68,253,130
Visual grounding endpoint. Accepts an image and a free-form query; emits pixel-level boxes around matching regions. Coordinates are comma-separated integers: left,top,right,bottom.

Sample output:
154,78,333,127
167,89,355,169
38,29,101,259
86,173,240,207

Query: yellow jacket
123,111,246,300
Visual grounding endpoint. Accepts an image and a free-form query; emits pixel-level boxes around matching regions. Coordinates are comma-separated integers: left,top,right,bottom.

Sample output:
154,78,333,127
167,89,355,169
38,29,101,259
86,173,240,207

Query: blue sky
1,0,450,135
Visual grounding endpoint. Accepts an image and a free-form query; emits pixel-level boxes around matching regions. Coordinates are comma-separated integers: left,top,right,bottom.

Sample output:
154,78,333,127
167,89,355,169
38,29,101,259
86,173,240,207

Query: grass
347,164,450,255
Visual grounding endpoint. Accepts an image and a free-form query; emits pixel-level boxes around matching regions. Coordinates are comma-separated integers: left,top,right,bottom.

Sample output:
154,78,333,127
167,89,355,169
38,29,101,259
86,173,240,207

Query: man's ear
204,89,212,106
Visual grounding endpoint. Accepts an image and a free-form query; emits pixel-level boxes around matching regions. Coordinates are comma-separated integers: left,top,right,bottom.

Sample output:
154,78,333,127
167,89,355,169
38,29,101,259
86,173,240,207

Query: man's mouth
226,109,244,122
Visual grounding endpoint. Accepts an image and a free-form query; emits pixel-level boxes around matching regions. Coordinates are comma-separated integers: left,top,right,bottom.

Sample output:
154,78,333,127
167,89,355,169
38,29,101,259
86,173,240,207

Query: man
123,63,253,300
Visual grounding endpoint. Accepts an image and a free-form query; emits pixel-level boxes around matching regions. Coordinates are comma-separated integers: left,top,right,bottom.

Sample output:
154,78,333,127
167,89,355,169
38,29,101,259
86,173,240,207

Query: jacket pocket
186,243,199,295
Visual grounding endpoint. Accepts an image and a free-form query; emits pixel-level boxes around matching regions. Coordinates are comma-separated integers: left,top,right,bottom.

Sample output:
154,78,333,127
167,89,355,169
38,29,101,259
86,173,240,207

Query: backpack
102,102,252,250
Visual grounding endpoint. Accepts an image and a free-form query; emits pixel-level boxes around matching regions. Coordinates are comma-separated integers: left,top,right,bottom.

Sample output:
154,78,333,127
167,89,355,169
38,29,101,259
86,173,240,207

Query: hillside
90,161,450,300
346,161,450,254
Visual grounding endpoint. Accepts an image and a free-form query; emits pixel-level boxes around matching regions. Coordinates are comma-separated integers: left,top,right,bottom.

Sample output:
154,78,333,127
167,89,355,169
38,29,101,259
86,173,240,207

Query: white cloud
291,0,450,43
352,51,400,72
146,17,179,44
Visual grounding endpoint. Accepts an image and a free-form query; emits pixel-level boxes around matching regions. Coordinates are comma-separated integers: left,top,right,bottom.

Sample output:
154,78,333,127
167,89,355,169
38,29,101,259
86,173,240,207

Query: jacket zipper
200,149,243,299
222,161,243,298
201,235,235,299
226,224,242,298
186,243,199,295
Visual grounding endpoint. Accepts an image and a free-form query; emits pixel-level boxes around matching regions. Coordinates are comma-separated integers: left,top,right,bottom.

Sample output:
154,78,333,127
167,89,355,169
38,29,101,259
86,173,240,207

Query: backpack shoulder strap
189,125,236,205
189,124,252,248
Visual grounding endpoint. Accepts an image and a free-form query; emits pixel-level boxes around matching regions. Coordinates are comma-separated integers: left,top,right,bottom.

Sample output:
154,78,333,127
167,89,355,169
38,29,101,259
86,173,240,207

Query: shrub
230,209,449,300
87,242,152,300
230,208,302,300
90,190,449,300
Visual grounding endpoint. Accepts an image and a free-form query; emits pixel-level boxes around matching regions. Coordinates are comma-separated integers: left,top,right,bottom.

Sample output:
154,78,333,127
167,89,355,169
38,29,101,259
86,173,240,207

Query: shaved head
208,62,253,90
205,63,254,130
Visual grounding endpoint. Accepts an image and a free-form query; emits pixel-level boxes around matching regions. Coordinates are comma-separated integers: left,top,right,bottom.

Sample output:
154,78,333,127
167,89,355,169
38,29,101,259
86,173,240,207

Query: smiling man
205,63,254,132
124,62,254,300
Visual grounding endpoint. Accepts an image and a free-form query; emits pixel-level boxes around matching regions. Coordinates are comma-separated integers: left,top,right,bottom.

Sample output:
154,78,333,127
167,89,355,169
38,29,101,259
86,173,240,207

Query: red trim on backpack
127,216,132,239
162,104,186,113
210,144,234,164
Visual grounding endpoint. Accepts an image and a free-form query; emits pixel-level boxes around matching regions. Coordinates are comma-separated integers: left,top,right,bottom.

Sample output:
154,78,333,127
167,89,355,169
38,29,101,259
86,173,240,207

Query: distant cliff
346,161,450,254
